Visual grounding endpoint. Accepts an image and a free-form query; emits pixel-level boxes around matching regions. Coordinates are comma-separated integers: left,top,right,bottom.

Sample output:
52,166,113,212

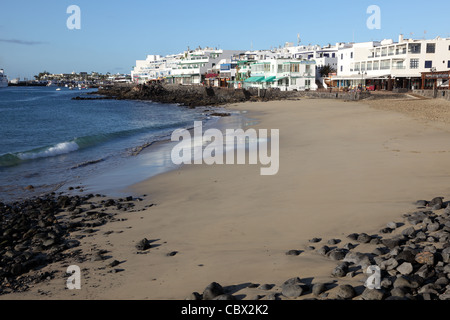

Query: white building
286,44,338,70
167,47,242,85
274,43,340,88
335,35,450,90
131,54,182,84
334,41,380,89
224,50,279,88
244,59,317,91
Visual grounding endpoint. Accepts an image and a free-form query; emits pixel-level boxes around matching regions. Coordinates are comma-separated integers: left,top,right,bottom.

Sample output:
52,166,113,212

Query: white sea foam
18,141,79,160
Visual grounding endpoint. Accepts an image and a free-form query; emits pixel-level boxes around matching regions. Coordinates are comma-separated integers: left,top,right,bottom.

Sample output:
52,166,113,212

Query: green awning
172,74,198,78
276,76,287,81
262,76,276,82
237,60,256,64
244,76,265,83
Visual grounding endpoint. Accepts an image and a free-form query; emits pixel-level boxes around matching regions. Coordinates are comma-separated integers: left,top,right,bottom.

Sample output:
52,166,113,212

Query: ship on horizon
0,69,8,88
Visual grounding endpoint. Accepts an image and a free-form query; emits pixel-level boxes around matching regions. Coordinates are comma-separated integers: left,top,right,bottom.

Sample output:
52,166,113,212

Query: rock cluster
312,197,450,300
0,192,141,295
187,282,236,300
187,196,450,300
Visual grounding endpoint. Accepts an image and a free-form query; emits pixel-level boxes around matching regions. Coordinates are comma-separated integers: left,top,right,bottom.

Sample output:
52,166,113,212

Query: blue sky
1,0,449,79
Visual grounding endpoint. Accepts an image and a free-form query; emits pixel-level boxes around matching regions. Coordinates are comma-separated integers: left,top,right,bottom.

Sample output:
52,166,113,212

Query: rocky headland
81,83,302,108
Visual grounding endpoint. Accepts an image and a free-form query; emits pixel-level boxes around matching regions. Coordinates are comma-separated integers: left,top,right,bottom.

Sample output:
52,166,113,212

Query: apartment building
131,54,182,84
243,58,317,91
167,48,242,85
335,35,450,90
288,44,339,75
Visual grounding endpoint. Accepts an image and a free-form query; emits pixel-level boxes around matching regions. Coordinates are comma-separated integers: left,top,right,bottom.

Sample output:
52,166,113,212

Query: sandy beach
3,96,450,300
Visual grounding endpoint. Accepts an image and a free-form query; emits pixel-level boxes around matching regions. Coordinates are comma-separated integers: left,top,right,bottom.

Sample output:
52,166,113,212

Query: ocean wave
0,120,195,167
0,142,79,167
18,141,79,160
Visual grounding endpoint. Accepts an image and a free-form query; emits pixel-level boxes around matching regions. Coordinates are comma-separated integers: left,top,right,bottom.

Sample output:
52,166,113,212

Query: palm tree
318,65,336,77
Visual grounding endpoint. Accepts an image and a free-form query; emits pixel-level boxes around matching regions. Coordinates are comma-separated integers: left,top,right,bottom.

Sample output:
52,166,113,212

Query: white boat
0,69,8,88
56,88,61,91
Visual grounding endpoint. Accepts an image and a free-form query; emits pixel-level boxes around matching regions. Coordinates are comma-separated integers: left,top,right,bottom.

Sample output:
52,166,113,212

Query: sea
0,86,247,203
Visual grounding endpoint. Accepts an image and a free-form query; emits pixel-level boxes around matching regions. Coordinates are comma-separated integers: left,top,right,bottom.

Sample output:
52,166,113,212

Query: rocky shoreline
81,83,301,108
188,196,450,300
0,191,148,295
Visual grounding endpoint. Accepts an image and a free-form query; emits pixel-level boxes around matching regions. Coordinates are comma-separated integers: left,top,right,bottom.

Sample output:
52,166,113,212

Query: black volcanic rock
91,83,300,108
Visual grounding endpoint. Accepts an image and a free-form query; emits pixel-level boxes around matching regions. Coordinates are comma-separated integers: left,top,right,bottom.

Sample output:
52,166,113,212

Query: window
305,65,311,74
381,60,390,70
290,63,300,73
388,46,395,56
448,61,450,68
409,43,421,54
350,52,353,59
341,54,343,60
426,43,436,53
340,66,343,72
425,61,433,68
410,59,419,69
361,62,366,71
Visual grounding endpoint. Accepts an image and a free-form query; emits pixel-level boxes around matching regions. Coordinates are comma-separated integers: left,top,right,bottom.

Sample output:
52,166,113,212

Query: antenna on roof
297,33,301,46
